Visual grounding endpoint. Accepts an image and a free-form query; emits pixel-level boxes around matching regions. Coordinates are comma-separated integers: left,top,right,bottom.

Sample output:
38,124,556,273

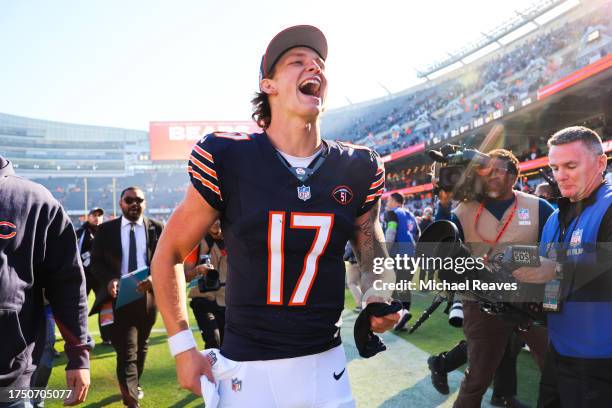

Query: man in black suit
90,187,163,408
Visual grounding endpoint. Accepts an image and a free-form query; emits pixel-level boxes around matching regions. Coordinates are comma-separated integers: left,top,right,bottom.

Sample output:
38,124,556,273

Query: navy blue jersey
188,132,384,361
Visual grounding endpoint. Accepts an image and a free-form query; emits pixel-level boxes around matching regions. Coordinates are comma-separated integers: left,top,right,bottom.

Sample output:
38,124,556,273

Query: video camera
197,254,224,293
428,144,491,201
416,220,546,325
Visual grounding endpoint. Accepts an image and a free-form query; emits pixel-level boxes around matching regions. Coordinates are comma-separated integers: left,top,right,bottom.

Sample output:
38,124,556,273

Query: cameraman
433,149,554,408
183,220,227,349
513,127,612,407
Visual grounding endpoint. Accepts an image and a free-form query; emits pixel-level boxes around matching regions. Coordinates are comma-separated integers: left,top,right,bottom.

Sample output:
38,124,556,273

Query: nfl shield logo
518,208,530,221
205,350,217,367
231,378,242,392
570,228,583,247
297,185,311,201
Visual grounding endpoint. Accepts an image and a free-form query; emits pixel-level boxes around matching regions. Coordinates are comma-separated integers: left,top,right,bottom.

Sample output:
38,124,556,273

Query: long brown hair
251,91,271,129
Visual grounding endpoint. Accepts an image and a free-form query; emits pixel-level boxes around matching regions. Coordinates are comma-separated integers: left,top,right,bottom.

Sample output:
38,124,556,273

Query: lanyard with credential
543,212,582,308
474,193,518,245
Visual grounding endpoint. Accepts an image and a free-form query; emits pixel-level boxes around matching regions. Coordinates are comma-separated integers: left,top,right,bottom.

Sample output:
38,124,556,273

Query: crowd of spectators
386,165,432,191
23,4,611,227
36,171,190,223
328,5,611,156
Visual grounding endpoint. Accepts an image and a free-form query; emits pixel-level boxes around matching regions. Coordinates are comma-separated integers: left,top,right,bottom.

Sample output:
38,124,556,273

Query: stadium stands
321,0,611,157
0,112,183,223
1,0,610,223
0,112,148,177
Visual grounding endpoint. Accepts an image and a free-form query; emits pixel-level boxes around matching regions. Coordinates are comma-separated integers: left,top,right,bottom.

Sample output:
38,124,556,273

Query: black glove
354,300,402,358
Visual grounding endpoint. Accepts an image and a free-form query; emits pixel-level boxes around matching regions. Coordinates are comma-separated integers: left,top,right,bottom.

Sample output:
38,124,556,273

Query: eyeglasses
489,167,510,176
123,197,144,205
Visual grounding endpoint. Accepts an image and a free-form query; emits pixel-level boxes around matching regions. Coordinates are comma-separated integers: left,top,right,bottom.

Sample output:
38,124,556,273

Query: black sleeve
450,212,465,242
149,219,164,256
41,202,92,370
538,198,555,240
597,205,612,242
561,205,612,302
204,234,215,255
384,210,398,224
188,134,224,211
358,150,385,216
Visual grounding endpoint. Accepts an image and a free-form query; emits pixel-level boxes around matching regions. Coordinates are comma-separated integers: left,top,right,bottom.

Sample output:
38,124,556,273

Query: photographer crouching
183,220,227,349
512,127,612,407
428,146,554,408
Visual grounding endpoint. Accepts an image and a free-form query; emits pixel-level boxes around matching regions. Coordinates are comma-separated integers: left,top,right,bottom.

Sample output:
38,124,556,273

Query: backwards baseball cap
259,25,328,80
88,207,104,216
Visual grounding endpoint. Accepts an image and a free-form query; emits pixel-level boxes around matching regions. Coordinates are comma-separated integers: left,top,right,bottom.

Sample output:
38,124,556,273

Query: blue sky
0,0,546,130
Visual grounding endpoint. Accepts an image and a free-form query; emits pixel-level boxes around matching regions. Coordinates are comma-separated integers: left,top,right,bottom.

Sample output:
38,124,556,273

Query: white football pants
201,344,355,408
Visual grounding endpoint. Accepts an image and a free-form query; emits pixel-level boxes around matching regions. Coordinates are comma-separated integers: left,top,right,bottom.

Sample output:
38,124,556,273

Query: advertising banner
149,121,260,160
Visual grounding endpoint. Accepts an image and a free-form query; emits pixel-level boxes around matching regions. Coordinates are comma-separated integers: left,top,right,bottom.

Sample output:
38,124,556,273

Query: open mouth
298,77,322,99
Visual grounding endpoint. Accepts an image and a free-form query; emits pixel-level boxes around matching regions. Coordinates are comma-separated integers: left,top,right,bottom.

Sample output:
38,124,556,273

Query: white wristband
168,330,197,357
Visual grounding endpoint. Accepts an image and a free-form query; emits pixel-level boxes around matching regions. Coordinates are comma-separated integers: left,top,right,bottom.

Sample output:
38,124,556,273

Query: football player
152,25,400,407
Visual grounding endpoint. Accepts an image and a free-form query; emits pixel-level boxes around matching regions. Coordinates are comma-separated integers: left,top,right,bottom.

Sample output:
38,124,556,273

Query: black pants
436,334,522,397
190,298,225,349
538,344,612,408
453,301,548,408
492,333,524,398
110,294,157,406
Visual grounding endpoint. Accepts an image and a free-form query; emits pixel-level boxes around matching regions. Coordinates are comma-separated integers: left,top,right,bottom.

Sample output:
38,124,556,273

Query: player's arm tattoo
351,201,396,303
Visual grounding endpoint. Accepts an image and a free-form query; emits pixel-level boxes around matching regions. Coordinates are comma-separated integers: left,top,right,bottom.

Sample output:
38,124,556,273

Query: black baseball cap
88,207,104,216
259,25,328,80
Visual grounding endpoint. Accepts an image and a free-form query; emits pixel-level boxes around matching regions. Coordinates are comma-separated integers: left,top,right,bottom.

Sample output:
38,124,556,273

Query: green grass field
48,295,205,408
46,290,540,407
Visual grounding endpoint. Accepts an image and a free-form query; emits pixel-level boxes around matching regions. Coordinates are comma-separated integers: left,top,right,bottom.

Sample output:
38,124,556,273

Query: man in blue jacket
513,126,612,407
383,192,417,331
0,155,92,407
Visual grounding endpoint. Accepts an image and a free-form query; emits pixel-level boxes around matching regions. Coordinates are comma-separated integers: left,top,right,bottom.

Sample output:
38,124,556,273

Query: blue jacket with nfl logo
540,182,612,358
